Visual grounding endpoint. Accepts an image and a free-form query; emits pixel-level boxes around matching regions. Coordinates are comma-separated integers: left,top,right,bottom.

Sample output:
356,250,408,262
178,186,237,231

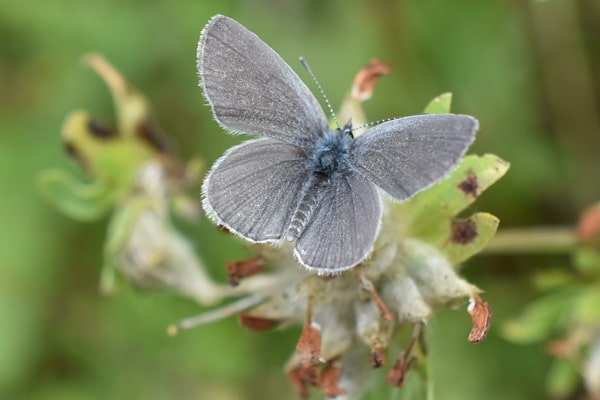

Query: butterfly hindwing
294,171,382,272
203,138,310,242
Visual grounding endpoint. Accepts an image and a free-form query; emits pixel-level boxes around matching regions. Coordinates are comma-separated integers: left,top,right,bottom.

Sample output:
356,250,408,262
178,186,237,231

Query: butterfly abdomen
286,176,328,241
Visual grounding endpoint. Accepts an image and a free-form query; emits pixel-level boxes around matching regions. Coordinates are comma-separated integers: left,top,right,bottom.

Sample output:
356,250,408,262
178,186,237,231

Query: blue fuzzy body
309,129,355,176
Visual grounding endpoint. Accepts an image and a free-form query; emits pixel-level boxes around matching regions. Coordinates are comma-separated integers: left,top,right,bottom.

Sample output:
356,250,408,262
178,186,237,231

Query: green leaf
424,93,452,114
441,212,500,265
396,154,510,243
60,111,155,185
36,169,117,221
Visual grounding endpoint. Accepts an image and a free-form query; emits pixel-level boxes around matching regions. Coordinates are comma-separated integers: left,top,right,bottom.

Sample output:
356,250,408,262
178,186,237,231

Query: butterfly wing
203,138,309,242
198,15,329,147
294,172,382,272
352,114,478,201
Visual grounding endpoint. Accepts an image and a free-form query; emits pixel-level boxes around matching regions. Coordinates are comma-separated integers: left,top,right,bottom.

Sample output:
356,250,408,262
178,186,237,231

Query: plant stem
483,226,578,255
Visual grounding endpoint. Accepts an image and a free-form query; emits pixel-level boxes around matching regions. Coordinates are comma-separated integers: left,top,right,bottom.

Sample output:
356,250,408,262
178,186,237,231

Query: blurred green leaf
424,93,452,115
546,359,579,399
573,247,600,275
502,289,577,343
37,169,116,221
573,286,600,324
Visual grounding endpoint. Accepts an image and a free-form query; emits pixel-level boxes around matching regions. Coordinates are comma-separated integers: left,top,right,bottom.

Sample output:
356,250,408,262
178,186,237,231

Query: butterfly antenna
351,117,398,132
300,57,340,128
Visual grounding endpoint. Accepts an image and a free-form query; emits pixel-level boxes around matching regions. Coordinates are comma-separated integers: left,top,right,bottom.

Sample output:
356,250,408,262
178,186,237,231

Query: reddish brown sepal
288,365,319,398
577,203,600,244
371,347,386,368
351,59,391,101
468,295,492,343
385,354,411,388
225,257,263,286
359,275,395,321
238,314,278,331
320,361,345,397
296,321,322,366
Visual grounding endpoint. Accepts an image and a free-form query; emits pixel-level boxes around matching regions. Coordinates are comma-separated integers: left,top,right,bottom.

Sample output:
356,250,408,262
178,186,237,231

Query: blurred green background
1,0,599,399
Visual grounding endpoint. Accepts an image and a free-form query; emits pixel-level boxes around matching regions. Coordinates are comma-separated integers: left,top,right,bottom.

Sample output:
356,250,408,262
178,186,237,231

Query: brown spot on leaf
320,361,345,397
468,295,492,343
458,170,478,196
351,59,391,101
225,257,263,286
88,119,115,138
371,347,386,368
451,219,478,244
238,314,278,331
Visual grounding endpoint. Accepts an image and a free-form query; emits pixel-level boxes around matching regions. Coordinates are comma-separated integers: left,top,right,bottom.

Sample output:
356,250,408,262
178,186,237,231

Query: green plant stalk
483,227,578,255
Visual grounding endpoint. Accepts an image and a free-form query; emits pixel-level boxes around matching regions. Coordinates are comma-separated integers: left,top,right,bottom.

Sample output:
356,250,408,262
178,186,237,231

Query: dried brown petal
351,59,391,101
578,203,600,244
288,365,319,398
468,295,492,343
371,347,386,368
238,314,278,331
385,354,411,388
386,324,422,387
225,257,263,286
297,320,322,366
320,361,345,397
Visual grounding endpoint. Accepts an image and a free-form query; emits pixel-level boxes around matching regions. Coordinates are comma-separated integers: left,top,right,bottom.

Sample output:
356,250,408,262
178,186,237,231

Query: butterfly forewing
352,114,478,201
294,172,382,272
203,138,310,242
198,15,329,147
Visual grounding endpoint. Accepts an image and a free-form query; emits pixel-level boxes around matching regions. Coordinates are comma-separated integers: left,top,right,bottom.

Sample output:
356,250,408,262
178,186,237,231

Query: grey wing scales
198,15,329,147
202,138,309,242
294,172,382,272
352,114,477,201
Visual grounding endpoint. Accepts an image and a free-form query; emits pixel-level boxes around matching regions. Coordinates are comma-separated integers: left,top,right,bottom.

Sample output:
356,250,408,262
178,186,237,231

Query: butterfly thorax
309,128,354,176
286,129,355,242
